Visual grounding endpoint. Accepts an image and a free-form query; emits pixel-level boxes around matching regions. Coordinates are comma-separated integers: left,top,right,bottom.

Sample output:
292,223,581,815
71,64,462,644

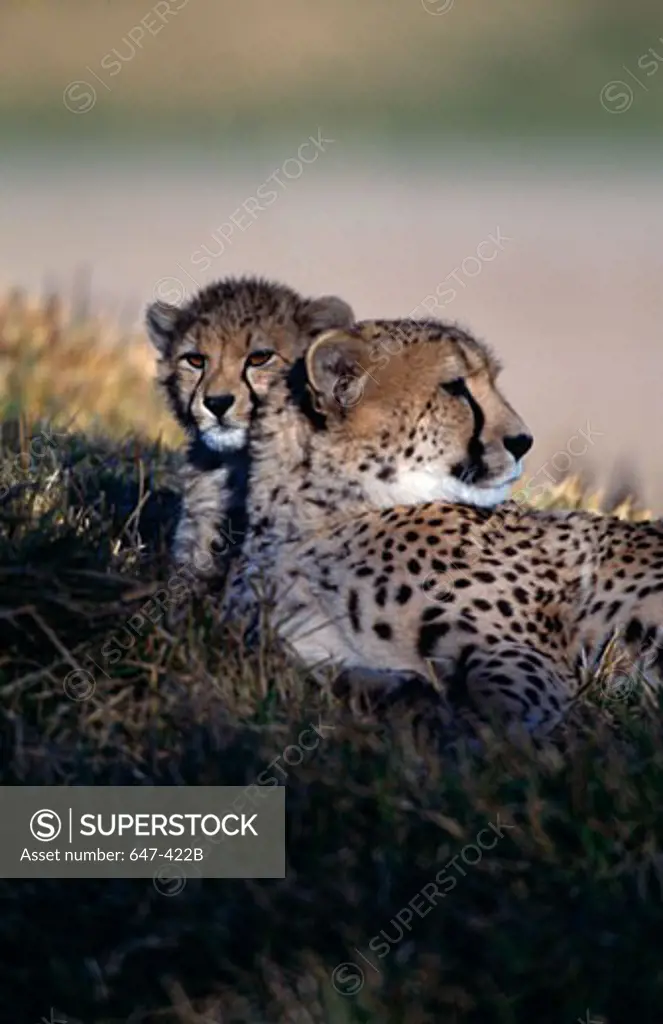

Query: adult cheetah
225,319,663,735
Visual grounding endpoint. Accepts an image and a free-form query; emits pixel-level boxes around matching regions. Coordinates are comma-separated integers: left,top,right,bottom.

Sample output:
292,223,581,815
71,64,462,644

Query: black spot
491,674,514,688
624,618,643,644
355,566,374,578
513,587,529,605
417,620,450,658
497,599,514,618
373,621,393,640
347,590,361,633
396,584,413,605
407,559,421,575
474,571,496,583
375,586,388,608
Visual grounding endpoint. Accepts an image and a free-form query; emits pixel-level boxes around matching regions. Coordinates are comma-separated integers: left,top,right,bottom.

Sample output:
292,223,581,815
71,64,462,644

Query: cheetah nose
504,433,533,461
204,394,235,420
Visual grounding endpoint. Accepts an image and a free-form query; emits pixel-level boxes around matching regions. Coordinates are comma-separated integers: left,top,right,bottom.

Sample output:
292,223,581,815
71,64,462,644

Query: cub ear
305,329,368,413
145,300,181,354
299,295,354,334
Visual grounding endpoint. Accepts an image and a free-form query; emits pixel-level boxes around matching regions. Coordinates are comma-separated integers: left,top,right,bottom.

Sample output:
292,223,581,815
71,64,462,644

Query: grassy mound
1,296,662,1024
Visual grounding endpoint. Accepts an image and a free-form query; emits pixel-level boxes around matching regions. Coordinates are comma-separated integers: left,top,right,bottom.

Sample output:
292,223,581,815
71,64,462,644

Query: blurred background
1,0,662,505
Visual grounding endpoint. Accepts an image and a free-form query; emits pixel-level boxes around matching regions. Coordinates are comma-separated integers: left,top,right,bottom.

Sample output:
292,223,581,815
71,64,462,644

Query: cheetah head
146,276,354,453
300,319,533,509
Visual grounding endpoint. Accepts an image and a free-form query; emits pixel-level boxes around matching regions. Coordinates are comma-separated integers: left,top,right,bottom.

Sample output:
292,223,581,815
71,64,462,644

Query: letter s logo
30,809,62,842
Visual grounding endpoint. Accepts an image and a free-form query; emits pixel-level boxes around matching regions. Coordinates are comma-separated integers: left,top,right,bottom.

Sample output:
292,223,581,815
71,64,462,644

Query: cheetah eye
441,378,467,397
246,349,275,368
182,353,206,370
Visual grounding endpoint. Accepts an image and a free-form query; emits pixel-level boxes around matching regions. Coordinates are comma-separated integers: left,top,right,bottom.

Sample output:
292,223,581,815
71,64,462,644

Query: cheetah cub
146,276,354,586
228,319,663,735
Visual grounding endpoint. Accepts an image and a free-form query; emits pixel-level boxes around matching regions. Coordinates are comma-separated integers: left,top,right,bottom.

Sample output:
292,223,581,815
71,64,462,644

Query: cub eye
245,349,274,368
441,378,467,397
182,353,206,370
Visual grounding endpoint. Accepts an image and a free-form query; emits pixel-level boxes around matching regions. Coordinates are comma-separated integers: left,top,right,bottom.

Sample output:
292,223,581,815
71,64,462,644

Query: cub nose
504,432,533,461
204,394,235,420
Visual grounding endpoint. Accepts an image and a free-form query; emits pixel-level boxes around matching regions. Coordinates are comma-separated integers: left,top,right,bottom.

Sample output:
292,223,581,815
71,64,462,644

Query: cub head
146,276,354,453
297,318,533,508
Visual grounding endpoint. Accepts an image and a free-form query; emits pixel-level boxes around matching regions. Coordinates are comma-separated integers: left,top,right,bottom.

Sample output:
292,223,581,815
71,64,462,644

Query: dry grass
0,290,180,442
2,293,663,1023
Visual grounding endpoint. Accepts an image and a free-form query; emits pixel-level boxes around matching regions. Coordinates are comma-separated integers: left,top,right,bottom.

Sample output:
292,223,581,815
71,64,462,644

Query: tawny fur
146,276,354,583
225,319,663,735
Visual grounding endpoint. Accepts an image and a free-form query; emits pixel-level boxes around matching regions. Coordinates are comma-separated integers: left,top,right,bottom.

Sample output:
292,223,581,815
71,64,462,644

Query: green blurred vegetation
2,0,663,150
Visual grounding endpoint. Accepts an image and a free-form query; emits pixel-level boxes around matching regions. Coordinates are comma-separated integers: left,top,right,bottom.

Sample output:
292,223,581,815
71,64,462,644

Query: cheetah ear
305,329,368,414
145,300,180,354
299,295,354,334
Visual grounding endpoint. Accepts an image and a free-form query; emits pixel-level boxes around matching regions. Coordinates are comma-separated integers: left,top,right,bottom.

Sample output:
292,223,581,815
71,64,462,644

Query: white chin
367,469,515,509
201,425,247,453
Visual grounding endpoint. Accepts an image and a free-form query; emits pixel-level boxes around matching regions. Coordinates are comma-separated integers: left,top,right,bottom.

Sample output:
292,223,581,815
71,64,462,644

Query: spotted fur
226,320,663,735
146,276,354,581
